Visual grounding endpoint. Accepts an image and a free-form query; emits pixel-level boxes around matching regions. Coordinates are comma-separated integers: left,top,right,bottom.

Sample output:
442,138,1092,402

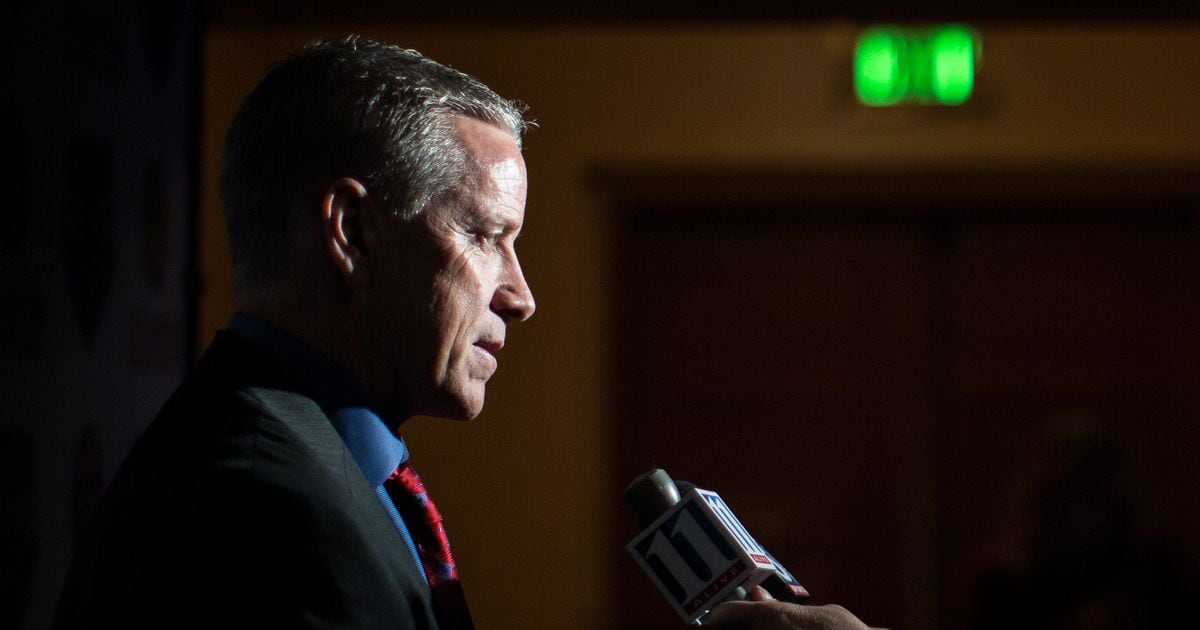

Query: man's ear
322,177,373,288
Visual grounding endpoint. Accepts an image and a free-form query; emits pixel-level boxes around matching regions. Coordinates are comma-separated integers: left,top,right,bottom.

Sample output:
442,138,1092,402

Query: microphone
671,480,811,606
624,469,810,624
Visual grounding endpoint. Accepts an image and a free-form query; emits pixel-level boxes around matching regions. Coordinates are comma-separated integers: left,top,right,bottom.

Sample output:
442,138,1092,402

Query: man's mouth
475,339,504,354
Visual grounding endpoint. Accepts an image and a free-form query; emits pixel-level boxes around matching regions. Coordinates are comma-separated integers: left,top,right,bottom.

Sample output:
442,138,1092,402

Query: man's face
368,116,535,421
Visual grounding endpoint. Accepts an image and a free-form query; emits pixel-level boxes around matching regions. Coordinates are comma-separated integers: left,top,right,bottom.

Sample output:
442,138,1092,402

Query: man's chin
437,387,486,421
441,404,480,421
401,377,488,421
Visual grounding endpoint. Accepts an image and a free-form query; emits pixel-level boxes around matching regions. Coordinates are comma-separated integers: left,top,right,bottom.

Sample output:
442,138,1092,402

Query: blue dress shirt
227,313,426,580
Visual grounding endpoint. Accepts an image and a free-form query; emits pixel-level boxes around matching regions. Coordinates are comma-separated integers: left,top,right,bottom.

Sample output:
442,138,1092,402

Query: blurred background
3,2,1199,629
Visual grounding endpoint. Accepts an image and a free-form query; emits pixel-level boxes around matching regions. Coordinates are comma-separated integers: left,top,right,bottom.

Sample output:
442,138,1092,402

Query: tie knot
390,462,428,501
386,462,443,529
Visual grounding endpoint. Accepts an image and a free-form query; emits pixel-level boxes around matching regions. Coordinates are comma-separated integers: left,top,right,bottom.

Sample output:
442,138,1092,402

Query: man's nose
492,258,535,322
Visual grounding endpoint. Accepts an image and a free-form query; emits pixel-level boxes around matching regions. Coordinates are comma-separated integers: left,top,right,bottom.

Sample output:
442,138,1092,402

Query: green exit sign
854,25,981,106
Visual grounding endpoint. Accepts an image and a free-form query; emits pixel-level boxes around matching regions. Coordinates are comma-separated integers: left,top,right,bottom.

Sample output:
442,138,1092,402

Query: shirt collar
227,313,408,486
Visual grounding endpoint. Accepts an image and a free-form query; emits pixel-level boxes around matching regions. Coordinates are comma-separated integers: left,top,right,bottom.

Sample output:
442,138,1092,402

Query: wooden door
609,174,1200,630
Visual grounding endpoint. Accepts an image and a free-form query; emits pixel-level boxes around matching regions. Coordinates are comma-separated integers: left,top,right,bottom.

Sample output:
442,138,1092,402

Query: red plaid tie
385,462,474,630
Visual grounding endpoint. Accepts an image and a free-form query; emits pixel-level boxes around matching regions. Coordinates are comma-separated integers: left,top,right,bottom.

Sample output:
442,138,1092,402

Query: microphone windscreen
624,468,681,528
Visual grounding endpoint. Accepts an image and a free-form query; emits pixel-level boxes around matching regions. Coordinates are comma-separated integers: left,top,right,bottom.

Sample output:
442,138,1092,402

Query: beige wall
201,24,1200,629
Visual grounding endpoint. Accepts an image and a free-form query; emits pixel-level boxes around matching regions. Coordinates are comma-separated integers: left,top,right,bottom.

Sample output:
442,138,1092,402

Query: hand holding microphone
706,597,883,630
624,469,808,624
625,469,883,629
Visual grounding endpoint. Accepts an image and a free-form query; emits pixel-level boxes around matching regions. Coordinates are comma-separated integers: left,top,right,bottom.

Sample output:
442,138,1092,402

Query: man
55,37,875,629
56,36,530,630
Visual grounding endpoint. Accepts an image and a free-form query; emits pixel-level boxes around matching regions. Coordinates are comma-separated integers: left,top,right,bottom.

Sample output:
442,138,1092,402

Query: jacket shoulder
55,333,437,629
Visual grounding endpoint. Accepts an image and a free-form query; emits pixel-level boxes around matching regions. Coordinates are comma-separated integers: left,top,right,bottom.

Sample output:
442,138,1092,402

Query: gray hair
220,36,528,292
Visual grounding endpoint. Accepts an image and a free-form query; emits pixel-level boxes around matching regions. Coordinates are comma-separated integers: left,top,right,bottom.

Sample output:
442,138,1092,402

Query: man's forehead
483,155,526,191
451,118,526,219
454,116,524,168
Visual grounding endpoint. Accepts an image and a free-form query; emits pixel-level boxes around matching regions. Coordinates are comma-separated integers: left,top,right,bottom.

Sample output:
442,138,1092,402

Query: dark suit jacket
54,332,439,629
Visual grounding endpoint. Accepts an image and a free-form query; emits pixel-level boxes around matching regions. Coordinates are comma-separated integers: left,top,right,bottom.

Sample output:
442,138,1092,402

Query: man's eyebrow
484,208,523,233
458,208,493,229
460,208,522,235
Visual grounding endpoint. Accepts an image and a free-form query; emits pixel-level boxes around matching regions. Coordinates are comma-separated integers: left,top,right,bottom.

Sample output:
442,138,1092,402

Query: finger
706,601,874,630
704,600,780,629
747,585,775,601
788,604,871,630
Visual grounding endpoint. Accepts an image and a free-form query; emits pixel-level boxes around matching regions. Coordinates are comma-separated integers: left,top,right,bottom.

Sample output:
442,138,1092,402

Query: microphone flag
627,488,777,624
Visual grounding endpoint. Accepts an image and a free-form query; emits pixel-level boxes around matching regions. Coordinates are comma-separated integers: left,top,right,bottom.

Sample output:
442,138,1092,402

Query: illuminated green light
854,25,980,106
930,26,975,105
854,30,906,106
